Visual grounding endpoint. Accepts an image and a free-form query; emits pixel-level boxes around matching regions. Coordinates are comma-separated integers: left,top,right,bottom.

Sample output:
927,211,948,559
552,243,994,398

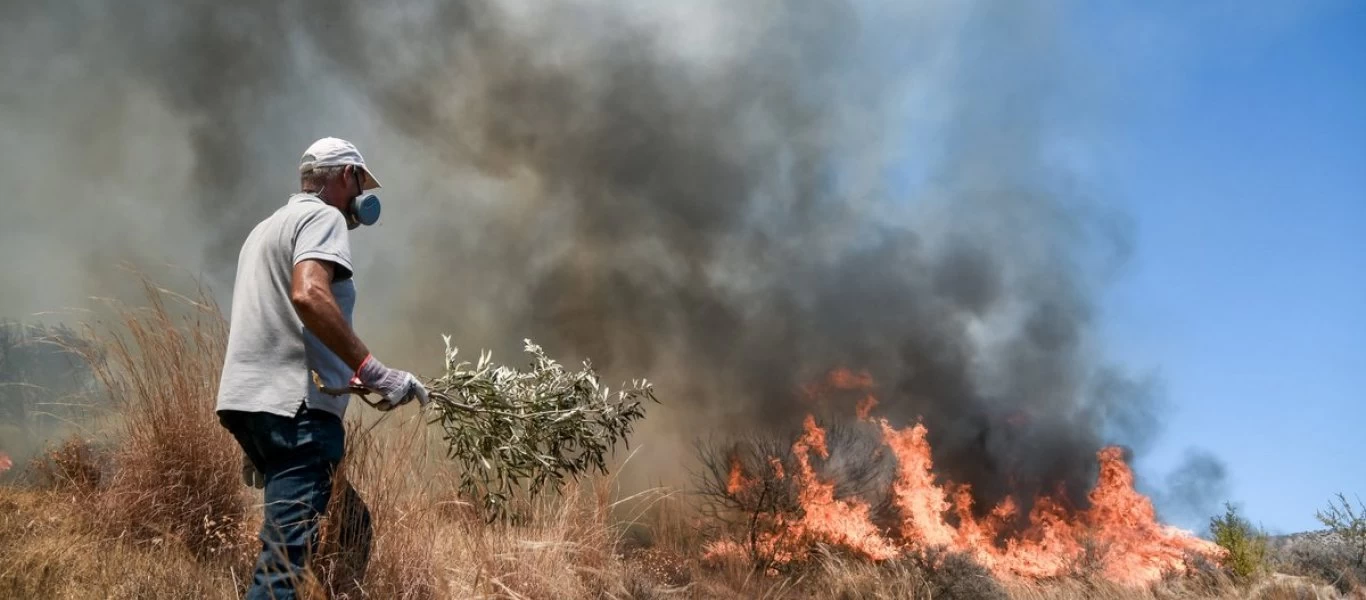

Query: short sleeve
293,206,354,280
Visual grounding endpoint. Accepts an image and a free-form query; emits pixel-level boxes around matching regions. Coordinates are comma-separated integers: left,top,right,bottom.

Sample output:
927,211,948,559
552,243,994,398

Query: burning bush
696,419,895,565
699,370,1225,588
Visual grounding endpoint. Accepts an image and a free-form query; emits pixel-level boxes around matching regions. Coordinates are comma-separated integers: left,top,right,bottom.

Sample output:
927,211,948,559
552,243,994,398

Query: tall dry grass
78,282,252,563
0,281,251,599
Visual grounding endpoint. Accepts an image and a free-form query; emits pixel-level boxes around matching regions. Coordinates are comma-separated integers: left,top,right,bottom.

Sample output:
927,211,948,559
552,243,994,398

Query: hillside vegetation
0,286,1358,599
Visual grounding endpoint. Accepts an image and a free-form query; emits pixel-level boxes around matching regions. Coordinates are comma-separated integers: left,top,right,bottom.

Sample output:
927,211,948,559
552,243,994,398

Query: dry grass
0,486,241,600
0,283,1357,599
305,397,647,599
77,282,251,563
27,435,105,492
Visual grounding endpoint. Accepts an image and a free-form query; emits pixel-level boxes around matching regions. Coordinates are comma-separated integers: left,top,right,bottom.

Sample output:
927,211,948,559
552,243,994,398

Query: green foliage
1316,493,1366,568
1210,502,1268,581
426,338,657,523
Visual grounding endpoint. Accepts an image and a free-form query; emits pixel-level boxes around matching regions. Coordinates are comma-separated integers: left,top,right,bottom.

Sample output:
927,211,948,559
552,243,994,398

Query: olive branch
424,337,657,522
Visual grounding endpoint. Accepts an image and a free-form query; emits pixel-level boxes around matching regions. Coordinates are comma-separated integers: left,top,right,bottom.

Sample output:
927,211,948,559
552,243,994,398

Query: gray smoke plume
1157,449,1232,533
0,0,1201,511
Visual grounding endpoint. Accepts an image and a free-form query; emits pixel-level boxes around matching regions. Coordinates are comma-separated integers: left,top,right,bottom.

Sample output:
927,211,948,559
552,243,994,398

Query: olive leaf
424,337,657,523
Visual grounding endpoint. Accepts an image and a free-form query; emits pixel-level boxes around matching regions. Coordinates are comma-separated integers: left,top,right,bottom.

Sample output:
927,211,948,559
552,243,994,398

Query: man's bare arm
290,259,369,371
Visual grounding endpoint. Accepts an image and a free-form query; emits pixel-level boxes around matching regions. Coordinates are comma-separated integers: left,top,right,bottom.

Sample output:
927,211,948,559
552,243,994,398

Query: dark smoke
0,0,1200,511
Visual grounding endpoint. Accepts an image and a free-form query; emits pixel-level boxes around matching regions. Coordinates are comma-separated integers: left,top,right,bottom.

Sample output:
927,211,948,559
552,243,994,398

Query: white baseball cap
299,137,382,190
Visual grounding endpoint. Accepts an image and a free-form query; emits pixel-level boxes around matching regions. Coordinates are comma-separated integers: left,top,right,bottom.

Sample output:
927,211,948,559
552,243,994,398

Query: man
216,137,428,599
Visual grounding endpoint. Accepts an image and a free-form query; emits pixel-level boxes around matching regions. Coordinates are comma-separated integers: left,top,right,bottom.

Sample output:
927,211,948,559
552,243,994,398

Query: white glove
353,354,430,411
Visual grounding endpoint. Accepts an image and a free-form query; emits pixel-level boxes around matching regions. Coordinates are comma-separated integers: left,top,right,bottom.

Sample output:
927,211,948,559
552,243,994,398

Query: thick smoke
0,0,1216,511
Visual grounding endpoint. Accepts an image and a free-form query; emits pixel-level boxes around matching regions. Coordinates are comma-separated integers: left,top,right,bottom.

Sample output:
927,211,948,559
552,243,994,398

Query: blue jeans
219,407,372,600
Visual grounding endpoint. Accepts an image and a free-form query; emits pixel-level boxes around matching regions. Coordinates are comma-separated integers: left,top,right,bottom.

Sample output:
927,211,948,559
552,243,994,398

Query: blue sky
1089,2,1364,532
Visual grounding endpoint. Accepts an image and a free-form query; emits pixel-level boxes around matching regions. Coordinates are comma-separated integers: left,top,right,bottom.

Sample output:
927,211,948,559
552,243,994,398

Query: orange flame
826,368,875,390
710,371,1224,586
878,418,1221,583
1085,447,1225,585
726,450,749,496
768,456,785,480
716,417,898,564
0,452,10,475
880,420,957,548
855,395,879,420
786,415,899,561
805,368,880,418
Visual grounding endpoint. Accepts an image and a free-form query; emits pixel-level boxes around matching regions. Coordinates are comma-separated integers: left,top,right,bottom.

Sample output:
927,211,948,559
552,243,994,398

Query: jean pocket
299,410,346,465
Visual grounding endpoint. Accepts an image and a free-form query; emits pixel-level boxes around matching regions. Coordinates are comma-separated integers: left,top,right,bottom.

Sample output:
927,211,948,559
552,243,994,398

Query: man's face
339,165,369,230
349,166,365,200
319,166,358,208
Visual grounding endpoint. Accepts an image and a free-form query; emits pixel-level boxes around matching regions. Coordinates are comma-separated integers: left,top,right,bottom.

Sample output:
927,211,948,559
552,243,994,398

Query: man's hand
353,354,430,411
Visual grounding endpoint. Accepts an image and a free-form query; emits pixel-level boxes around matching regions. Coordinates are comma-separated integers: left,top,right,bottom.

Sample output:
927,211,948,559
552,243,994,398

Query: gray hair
300,164,346,191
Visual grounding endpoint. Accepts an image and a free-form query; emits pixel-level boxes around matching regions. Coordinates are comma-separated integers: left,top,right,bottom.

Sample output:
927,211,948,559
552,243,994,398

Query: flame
1085,447,1225,585
825,368,875,390
724,417,900,563
0,452,10,475
786,416,899,561
878,418,1221,583
708,369,1224,586
726,450,750,496
880,420,957,548
805,368,879,419
855,395,878,420
768,456,785,480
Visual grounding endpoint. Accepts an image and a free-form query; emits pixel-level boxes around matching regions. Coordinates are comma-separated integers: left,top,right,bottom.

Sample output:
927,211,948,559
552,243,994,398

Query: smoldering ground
0,0,1223,518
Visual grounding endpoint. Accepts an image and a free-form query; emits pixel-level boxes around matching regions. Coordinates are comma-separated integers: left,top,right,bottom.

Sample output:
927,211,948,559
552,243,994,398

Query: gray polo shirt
216,194,356,418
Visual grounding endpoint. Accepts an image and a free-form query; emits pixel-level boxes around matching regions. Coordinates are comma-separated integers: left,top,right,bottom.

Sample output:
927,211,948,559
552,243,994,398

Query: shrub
1210,502,1268,581
1317,494,1366,570
1278,536,1356,593
1309,493,1366,592
693,420,895,565
30,436,104,493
